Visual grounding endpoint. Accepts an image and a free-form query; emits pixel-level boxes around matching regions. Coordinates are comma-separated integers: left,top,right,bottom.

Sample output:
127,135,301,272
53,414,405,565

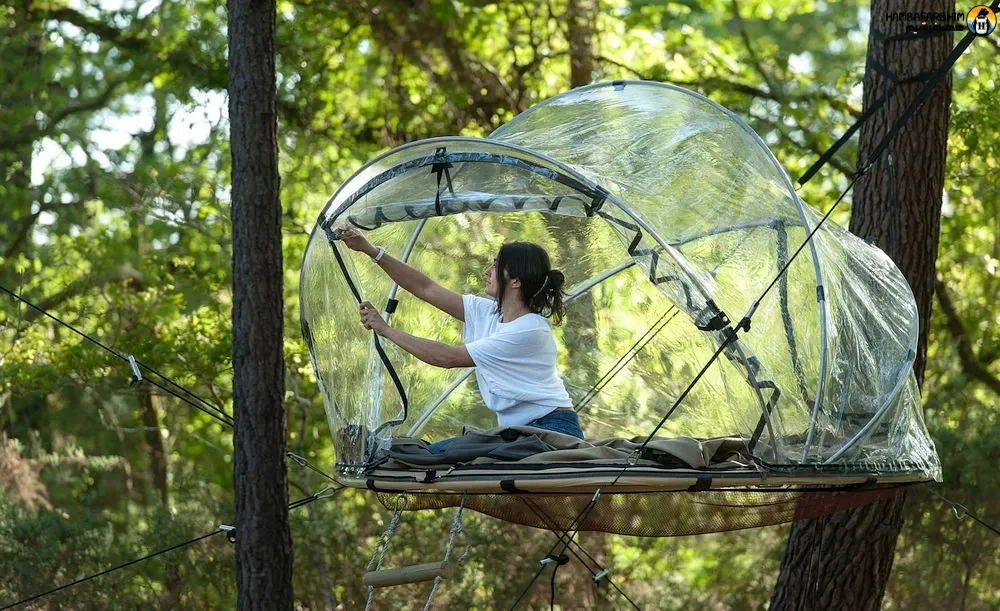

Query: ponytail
529,269,567,325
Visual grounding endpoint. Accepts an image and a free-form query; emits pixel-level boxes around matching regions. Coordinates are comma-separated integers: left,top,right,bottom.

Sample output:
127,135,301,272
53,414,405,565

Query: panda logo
967,6,997,36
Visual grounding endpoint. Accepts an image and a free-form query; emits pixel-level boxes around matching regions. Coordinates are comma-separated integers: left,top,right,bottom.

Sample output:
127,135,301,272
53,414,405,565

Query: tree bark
567,0,597,88
139,391,169,506
770,1,953,609
228,0,292,608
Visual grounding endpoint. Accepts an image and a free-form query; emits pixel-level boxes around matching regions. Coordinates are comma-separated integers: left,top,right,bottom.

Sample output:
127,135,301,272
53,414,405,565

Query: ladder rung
363,561,453,588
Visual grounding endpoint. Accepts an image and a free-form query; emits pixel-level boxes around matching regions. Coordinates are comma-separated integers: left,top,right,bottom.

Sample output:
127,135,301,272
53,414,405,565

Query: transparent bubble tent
300,81,940,534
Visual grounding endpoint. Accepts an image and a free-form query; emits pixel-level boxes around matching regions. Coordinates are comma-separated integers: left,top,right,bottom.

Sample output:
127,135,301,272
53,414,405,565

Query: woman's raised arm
340,227,465,321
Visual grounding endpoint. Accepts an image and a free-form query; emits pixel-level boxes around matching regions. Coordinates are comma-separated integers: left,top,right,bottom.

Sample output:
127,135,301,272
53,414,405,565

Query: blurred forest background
1,0,998,608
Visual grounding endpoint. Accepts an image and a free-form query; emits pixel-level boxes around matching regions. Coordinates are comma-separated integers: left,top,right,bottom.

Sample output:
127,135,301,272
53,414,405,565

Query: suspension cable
0,486,344,610
521,498,641,610
0,282,233,427
574,306,680,413
925,486,1000,538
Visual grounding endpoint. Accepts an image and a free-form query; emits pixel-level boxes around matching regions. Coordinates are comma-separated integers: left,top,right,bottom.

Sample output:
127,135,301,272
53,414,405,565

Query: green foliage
1,0,998,608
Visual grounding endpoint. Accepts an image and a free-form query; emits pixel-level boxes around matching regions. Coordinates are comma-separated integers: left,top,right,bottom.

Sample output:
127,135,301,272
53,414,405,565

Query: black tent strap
741,174,861,450
594,210,702,318
867,56,943,86
862,4,996,172
322,150,606,231
797,83,894,186
597,207,730,332
431,146,454,216
433,166,446,216
798,3,998,186
594,207,782,432
325,231,409,444
0,283,234,427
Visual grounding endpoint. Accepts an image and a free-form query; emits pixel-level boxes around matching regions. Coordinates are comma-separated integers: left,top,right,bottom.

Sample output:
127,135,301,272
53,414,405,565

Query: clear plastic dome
300,81,940,482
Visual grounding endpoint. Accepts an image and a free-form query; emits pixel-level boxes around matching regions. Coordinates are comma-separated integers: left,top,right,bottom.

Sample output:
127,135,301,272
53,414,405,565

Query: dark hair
494,242,567,325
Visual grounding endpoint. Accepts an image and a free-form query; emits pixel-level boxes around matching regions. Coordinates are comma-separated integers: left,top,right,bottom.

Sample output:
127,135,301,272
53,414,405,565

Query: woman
340,226,584,440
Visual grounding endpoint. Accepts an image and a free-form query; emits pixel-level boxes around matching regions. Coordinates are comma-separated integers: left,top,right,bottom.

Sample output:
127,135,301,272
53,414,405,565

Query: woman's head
486,242,567,324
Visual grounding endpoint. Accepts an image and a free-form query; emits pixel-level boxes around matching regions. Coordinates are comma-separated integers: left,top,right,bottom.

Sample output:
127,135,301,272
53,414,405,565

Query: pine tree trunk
770,2,953,609
139,391,169,506
567,0,597,88
228,0,292,608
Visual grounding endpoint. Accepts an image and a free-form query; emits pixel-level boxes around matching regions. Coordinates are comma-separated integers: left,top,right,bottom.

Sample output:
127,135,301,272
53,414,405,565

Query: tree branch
3,206,46,259
0,76,129,150
40,7,147,51
20,264,145,326
732,0,780,96
613,62,861,120
749,111,855,177
935,278,1000,395
595,54,648,79
362,1,515,128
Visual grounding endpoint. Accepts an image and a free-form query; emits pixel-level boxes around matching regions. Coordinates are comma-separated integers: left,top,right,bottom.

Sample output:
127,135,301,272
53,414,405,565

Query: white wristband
371,246,386,263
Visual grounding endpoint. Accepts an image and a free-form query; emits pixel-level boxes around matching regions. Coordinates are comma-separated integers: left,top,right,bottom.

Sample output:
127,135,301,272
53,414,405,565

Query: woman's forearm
381,327,473,369
367,250,433,297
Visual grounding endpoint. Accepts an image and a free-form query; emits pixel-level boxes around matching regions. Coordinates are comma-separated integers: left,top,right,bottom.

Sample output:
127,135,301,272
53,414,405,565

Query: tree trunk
139,391,169,506
567,0,597,88
770,1,953,609
228,0,292,608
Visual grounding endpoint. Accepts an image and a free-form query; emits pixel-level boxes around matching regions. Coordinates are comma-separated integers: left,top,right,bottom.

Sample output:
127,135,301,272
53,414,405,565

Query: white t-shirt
462,294,572,427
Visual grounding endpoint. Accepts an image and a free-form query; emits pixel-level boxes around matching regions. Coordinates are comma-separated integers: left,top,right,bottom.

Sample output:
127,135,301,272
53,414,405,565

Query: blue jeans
527,409,585,439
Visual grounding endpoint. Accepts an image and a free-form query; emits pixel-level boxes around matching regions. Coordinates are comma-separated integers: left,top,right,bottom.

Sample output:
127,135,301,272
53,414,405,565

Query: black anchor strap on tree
798,1,998,186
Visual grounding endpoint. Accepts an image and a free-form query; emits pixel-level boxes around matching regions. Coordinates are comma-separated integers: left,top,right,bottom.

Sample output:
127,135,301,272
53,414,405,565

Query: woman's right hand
340,227,374,256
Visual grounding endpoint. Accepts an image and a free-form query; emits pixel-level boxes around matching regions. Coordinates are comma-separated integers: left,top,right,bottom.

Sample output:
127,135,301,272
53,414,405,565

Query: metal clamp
286,452,308,467
539,553,570,568
313,486,337,500
127,355,142,387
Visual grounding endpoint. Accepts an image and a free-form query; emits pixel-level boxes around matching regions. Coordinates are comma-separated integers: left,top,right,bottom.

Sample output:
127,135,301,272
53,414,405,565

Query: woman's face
485,254,520,300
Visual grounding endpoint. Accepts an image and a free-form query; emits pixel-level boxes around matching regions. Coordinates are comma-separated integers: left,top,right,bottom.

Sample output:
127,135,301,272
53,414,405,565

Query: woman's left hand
359,301,389,336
